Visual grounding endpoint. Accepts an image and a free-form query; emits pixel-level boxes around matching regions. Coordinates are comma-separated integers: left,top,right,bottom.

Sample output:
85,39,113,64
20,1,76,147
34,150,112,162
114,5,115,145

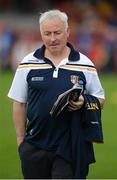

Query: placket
53,67,59,78
52,58,68,78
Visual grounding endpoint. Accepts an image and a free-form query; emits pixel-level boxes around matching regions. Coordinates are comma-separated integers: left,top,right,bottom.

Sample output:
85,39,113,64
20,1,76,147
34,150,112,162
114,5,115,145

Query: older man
8,9,105,179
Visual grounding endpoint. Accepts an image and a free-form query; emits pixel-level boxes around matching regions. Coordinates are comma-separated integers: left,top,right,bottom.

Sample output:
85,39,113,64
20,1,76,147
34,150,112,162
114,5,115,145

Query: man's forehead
42,17,64,26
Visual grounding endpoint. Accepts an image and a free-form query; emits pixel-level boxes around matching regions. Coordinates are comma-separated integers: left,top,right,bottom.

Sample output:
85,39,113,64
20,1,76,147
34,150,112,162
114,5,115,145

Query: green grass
0,70,23,179
0,70,117,179
88,73,117,179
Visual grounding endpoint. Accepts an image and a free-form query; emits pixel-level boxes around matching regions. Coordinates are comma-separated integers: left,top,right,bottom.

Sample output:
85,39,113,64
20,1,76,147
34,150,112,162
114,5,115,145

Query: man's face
40,17,69,54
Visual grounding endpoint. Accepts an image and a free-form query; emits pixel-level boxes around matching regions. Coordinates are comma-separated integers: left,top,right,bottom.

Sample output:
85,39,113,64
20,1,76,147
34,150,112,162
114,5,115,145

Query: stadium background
0,0,117,178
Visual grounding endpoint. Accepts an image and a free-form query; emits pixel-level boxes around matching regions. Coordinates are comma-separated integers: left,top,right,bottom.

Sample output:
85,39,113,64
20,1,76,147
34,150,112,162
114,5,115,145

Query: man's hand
17,136,24,147
68,95,84,111
13,101,27,147
98,98,105,109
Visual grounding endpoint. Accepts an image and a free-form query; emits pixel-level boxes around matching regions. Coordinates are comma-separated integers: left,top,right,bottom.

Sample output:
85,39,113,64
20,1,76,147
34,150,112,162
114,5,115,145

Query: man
8,9,105,179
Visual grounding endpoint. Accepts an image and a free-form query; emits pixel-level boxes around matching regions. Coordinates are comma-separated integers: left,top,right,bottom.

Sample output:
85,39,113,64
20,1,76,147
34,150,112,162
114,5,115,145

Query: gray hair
39,9,68,32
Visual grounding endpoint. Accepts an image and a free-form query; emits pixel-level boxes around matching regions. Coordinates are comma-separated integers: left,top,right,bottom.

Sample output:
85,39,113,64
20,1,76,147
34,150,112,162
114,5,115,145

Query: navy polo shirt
24,43,86,149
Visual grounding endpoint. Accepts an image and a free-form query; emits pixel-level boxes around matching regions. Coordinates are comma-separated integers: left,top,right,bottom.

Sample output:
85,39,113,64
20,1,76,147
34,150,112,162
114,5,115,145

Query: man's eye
55,32,61,35
44,32,51,35
44,33,50,36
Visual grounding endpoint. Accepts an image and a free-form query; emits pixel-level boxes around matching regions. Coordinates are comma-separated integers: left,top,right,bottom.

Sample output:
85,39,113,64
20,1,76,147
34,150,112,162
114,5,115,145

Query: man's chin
50,46,60,52
50,45,58,49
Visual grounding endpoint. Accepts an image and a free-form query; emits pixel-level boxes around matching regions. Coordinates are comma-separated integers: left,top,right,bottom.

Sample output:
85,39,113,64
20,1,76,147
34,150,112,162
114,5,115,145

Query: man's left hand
68,95,84,111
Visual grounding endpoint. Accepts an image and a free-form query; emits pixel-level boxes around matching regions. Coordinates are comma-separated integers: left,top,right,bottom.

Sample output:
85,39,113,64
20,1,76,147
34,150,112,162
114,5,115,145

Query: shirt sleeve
8,67,29,103
85,70,105,99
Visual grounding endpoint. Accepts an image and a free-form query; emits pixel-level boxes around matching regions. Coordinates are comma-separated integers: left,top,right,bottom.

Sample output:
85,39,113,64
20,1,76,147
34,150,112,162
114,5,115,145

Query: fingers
68,95,84,112
68,100,82,111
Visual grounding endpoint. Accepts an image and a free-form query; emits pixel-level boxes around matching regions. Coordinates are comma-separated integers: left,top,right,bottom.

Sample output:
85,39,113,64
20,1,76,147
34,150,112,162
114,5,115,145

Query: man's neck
45,47,70,66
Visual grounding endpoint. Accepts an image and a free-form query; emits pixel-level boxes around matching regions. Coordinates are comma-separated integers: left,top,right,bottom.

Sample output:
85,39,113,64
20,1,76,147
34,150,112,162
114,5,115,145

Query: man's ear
67,27,70,38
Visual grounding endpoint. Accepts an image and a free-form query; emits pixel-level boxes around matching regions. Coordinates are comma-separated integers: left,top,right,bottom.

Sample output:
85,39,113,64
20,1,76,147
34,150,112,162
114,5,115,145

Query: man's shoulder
79,52,95,67
21,52,34,63
20,51,44,64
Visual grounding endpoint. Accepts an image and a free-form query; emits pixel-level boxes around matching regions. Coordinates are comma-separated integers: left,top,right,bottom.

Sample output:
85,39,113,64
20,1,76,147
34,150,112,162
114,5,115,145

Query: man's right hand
17,136,24,146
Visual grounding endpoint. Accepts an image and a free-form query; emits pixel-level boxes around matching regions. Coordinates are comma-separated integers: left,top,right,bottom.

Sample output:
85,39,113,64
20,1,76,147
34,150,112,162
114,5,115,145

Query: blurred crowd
0,0,117,72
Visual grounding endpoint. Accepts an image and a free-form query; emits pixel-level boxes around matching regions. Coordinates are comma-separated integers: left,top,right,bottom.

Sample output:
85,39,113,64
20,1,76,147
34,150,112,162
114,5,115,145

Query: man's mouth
50,44,59,46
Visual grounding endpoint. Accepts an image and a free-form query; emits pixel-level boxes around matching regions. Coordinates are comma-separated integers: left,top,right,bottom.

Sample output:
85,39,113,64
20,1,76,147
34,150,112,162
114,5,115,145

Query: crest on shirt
70,75,79,85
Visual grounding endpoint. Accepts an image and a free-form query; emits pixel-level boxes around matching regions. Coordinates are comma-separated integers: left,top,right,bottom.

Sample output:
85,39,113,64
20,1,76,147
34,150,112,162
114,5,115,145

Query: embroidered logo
70,75,79,85
70,75,84,87
31,77,44,81
86,103,99,110
91,121,99,124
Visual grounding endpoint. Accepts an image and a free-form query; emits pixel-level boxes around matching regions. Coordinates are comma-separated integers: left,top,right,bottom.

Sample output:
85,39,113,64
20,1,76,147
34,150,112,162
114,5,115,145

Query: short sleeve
85,70,105,99
8,67,29,103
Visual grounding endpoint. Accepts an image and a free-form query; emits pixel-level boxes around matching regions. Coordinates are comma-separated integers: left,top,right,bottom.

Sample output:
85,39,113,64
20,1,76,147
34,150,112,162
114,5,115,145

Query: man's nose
50,34,56,41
